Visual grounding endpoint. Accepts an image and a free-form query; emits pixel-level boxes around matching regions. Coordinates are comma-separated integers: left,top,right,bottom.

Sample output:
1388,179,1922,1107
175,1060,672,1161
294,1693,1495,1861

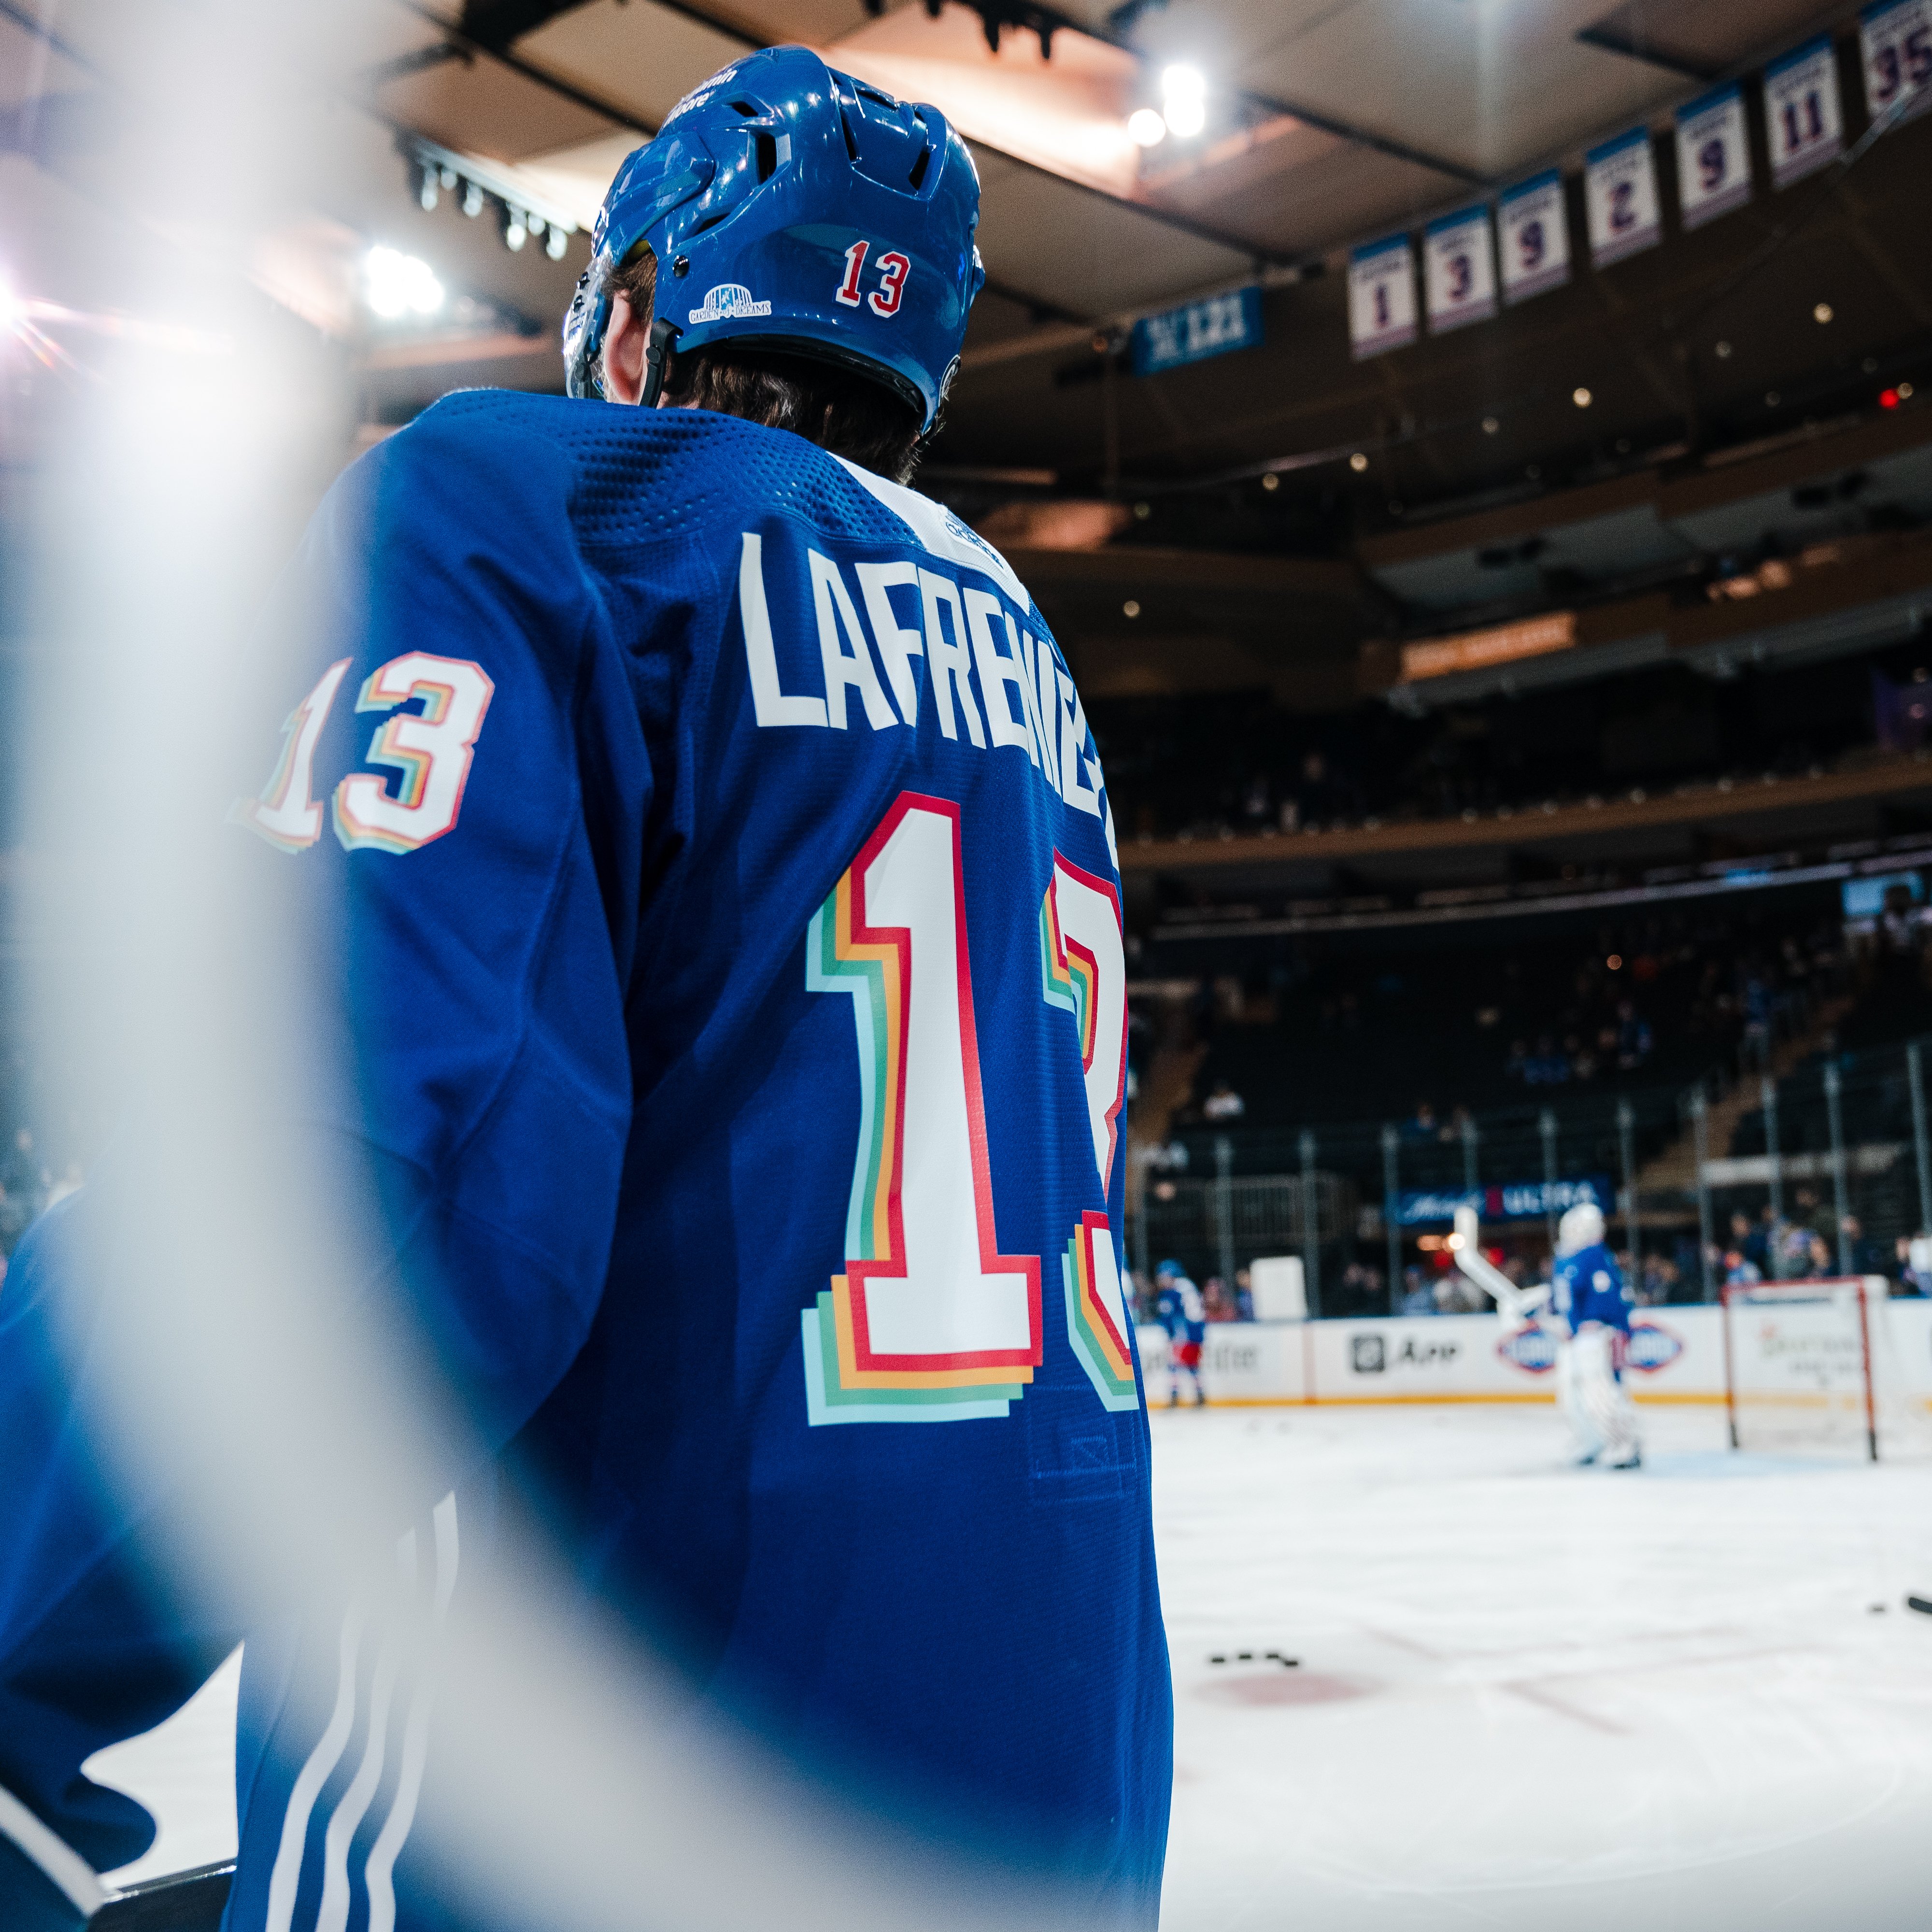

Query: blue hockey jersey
1551,1243,1633,1335
1155,1278,1205,1347
0,395,1170,1927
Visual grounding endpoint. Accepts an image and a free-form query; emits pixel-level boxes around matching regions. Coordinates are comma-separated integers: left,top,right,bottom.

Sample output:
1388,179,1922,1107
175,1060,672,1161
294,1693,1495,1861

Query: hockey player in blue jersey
1550,1203,1642,1469
0,45,1170,1931
1152,1261,1206,1407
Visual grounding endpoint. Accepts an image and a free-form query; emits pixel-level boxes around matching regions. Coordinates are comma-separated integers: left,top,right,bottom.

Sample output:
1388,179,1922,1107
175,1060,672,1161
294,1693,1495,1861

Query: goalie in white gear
1452,1201,1641,1469
1548,1202,1642,1468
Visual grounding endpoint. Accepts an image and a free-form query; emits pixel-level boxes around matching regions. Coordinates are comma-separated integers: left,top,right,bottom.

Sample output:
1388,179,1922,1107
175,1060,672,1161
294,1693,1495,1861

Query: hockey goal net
1722,1278,1932,1460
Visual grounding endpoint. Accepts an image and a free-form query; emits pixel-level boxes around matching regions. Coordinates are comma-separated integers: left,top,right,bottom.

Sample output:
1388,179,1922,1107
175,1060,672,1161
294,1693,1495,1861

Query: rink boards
1137,1301,1932,1406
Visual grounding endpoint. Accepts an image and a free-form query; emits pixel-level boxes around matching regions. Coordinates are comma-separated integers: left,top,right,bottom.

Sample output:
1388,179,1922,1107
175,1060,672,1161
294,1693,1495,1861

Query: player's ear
603,291,648,405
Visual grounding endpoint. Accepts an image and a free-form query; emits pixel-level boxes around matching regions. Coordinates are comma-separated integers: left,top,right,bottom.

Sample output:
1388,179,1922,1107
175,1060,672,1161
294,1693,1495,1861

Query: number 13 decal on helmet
835,240,911,316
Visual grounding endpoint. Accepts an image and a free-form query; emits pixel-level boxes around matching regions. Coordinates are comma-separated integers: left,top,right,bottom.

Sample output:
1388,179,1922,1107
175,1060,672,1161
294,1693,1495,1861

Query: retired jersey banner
1584,127,1662,265
1131,284,1263,377
1764,37,1845,185
1497,171,1570,304
1422,205,1497,333
1348,234,1418,359
1675,84,1753,227
1861,0,1932,128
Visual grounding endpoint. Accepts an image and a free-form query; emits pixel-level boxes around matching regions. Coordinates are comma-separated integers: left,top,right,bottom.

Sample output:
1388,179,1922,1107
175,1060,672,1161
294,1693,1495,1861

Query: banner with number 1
1349,235,1417,360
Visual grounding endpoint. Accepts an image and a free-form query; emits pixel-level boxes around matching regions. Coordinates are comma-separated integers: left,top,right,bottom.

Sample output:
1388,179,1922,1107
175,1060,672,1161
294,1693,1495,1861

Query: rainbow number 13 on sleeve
232,652,495,856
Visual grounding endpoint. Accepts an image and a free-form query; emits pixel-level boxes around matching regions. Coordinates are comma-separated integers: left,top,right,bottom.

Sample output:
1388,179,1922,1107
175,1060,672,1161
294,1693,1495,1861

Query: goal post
1722,1277,1932,1461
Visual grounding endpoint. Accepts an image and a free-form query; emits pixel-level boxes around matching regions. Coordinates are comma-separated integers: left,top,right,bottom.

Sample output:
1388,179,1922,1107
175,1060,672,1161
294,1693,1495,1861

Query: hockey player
1550,1203,1642,1469
1153,1261,1207,1407
0,46,1168,1932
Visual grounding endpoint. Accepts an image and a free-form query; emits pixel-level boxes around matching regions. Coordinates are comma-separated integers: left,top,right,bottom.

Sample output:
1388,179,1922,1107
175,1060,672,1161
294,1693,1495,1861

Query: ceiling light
1127,107,1166,147
1901,381,1916,399
1814,301,1833,324
545,226,569,260
1261,472,1279,491
1123,599,1141,618
1714,340,1732,358
501,206,528,253
461,182,484,218
416,161,440,212
1162,64,1206,137
363,245,444,320
1481,415,1499,434
1349,451,1368,472
1572,386,1592,408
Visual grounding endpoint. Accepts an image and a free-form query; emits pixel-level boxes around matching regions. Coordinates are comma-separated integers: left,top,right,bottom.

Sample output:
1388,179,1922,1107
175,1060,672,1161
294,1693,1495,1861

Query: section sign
1497,170,1571,304
1675,83,1753,227
1584,127,1663,266
1764,36,1845,185
1131,284,1264,377
1423,204,1498,333
1349,234,1418,359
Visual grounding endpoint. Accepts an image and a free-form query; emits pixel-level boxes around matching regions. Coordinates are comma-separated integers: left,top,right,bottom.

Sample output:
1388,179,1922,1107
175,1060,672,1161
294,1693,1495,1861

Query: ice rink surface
1153,1401,1932,1932
90,1401,1932,1928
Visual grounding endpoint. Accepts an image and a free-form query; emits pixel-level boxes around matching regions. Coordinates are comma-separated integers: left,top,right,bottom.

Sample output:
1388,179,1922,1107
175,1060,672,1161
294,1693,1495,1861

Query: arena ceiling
1,0,1883,376
2,0,1926,679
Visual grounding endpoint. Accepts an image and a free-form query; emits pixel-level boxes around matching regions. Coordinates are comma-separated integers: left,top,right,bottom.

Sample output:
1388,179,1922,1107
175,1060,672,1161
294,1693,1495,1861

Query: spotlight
416,161,439,212
1813,301,1833,324
1162,65,1206,137
1902,382,1917,399
1349,452,1368,472
501,205,528,252
1481,415,1499,434
1123,599,1141,618
364,245,444,320
1127,107,1167,147
461,181,484,218
1572,386,1592,408
1261,472,1279,491
1715,340,1732,358
545,226,569,260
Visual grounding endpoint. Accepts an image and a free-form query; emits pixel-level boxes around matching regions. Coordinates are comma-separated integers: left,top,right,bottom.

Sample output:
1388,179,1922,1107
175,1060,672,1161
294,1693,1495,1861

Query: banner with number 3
1423,206,1497,334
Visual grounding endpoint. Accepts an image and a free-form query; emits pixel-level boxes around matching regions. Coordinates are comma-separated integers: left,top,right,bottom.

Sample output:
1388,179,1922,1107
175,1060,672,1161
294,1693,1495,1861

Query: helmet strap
640,317,680,409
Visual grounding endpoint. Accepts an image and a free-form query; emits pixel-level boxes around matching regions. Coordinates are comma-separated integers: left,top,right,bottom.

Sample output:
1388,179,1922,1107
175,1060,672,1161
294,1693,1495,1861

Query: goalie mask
561,44,986,432
1557,1202,1606,1257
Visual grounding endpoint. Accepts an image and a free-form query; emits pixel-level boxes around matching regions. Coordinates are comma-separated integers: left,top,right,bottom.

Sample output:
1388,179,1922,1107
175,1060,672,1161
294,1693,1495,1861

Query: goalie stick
1451,1206,1550,1326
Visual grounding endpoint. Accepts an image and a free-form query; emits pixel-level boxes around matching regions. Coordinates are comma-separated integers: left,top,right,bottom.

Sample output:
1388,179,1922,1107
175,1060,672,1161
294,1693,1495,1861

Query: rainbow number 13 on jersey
801,791,1136,1425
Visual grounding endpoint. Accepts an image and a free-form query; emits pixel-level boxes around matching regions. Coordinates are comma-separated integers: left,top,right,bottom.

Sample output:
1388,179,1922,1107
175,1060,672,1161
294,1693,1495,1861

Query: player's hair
610,246,926,484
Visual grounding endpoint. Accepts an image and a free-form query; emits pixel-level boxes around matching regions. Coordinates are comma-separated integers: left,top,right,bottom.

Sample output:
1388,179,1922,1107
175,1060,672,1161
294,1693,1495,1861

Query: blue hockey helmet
561,44,985,432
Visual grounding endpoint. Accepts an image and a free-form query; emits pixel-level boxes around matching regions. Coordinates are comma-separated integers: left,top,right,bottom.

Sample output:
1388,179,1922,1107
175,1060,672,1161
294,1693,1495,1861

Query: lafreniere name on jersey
735,521,1117,859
